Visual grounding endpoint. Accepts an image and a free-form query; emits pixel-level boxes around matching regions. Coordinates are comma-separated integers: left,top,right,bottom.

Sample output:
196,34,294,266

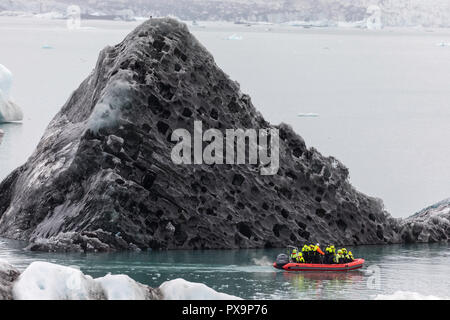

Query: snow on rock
0,64,23,123
159,278,241,300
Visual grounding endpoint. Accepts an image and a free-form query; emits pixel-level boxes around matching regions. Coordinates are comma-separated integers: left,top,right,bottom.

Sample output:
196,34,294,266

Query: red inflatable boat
273,258,365,272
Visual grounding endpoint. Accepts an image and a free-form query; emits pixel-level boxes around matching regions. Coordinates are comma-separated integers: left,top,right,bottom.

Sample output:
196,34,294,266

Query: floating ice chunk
226,34,243,40
297,113,319,118
284,20,335,28
0,64,23,123
375,291,448,300
13,262,104,300
0,99,23,123
95,274,150,300
159,278,241,300
436,41,450,47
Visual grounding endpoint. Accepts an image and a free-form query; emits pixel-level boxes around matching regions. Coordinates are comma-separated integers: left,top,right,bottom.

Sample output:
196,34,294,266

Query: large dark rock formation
399,198,450,243
0,18,447,252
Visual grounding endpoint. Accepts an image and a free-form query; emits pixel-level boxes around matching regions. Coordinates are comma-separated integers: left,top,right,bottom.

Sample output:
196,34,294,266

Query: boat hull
274,258,365,272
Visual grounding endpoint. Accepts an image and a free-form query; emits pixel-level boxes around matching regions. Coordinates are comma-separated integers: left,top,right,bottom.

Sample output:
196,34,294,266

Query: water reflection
281,270,365,299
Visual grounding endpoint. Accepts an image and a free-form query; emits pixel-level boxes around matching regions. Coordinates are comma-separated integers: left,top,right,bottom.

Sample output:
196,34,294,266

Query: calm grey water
1,238,448,299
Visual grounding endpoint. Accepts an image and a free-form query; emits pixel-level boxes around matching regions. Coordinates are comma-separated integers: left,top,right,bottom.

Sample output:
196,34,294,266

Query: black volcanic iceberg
0,18,447,252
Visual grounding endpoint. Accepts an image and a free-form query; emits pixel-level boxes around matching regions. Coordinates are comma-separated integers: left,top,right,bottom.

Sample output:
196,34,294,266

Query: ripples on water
0,238,448,299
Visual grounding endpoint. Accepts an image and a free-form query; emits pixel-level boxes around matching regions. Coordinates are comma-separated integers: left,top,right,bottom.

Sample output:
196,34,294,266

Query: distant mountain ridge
1,0,450,27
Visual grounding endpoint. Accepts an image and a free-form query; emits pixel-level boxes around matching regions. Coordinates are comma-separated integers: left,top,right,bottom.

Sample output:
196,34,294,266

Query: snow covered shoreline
0,260,241,300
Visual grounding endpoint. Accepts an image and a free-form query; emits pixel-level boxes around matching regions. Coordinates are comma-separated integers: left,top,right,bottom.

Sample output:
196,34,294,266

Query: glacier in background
1,0,450,28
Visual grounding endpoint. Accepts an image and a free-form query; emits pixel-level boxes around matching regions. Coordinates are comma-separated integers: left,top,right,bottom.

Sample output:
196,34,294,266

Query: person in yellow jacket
296,252,305,263
345,251,354,262
290,249,306,263
290,249,299,262
324,245,336,264
335,249,344,264
302,245,311,263
330,245,336,254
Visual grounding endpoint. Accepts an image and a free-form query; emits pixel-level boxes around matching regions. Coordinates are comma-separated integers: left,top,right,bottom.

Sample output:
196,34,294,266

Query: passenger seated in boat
290,249,306,263
301,245,311,263
345,251,354,263
290,249,299,262
340,248,351,263
309,244,319,263
324,245,336,264
335,250,344,264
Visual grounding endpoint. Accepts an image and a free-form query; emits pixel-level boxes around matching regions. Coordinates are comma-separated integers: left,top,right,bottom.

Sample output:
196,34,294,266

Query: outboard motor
274,253,289,269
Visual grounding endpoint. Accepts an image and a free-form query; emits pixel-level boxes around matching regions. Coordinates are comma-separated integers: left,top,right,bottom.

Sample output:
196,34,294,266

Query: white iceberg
159,278,241,300
95,274,152,300
0,64,23,123
375,291,448,300
13,262,104,300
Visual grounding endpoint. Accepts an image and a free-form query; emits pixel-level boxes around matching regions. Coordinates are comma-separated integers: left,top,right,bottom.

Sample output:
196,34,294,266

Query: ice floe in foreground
375,291,449,300
11,261,239,300
0,64,23,123
13,262,104,300
160,278,240,300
